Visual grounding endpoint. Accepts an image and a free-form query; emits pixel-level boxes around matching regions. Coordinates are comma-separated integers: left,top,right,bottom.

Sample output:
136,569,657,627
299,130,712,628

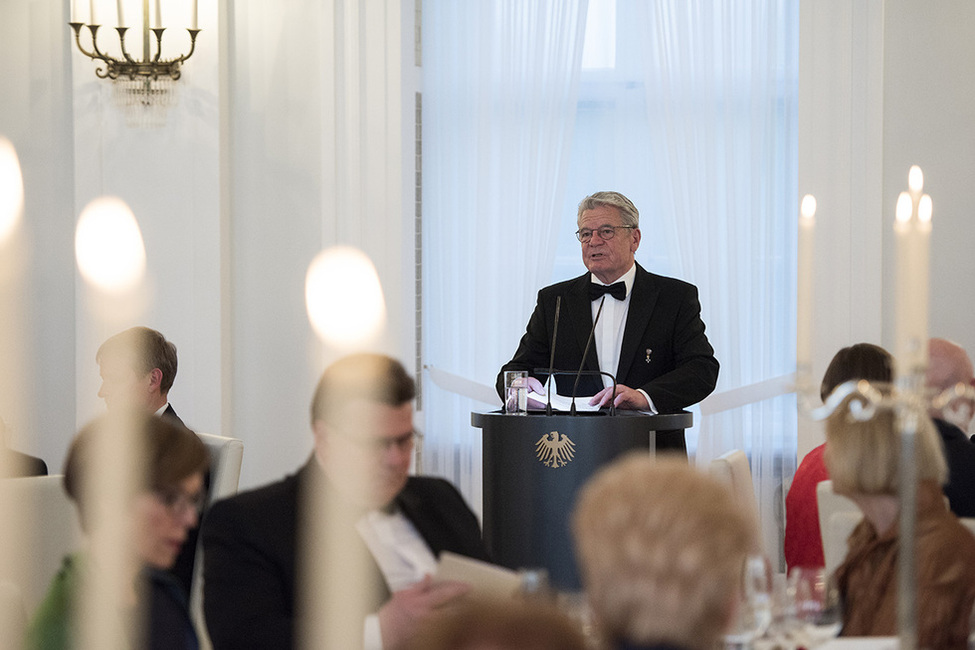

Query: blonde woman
826,389,975,648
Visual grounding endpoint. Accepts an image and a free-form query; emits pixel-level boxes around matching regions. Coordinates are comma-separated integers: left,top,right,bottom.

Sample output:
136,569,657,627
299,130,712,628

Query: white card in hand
434,552,522,599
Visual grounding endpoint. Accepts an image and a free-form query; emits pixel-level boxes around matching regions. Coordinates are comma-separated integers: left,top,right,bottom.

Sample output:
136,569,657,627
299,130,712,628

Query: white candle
893,166,933,378
797,194,816,382
116,0,125,27
71,0,80,22
191,0,198,29
89,0,96,24
154,0,161,28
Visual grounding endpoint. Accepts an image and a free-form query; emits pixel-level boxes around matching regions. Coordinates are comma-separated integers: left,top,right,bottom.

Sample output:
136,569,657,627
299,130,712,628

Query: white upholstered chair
816,480,861,576
709,449,762,549
190,432,244,650
0,579,26,648
0,475,83,615
710,449,760,518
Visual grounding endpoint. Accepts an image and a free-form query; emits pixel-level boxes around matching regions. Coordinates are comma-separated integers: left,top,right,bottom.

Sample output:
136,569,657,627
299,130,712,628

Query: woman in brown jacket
826,385,975,649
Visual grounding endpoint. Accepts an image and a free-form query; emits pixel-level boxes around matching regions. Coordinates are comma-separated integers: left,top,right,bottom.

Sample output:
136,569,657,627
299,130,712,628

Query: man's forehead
98,352,140,375
580,205,623,224
329,399,413,434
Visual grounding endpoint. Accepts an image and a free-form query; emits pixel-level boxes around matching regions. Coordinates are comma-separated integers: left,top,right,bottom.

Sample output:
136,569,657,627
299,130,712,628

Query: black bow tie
589,281,626,301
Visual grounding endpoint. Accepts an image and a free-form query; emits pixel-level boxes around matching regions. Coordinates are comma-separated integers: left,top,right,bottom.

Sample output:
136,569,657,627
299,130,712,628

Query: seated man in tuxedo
96,326,184,426
498,191,719,452
202,353,489,650
95,326,198,593
926,337,975,517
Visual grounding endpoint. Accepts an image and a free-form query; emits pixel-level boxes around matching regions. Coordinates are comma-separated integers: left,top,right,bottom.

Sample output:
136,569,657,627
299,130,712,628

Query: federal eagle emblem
535,431,575,468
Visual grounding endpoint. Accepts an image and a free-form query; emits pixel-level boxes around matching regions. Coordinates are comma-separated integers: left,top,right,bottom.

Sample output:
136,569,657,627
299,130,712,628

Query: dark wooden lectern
471,410,693,590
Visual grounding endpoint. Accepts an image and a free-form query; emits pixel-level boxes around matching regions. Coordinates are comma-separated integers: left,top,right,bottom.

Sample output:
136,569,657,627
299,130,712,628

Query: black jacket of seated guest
201,457,489,650
935,418,975,517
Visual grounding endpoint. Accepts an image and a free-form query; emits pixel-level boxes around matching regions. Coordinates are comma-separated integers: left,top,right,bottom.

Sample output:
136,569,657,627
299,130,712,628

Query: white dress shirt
356,507,437,650
590,263,656,412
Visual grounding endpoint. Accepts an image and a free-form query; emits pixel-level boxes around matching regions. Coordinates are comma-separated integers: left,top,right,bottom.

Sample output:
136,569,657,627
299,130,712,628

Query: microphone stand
546,296,562,416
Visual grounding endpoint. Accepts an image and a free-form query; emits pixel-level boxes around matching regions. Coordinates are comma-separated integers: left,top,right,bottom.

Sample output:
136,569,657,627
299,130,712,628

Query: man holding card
202,353,489,650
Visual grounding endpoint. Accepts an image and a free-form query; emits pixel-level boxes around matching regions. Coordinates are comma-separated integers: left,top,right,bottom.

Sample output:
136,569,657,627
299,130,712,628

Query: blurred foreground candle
0,137,23,245
74,197,147,649
893,166,932,378
0,137,29,594
75,197,146,293
305,245,386,348
303,246,388,647
797,194,816,386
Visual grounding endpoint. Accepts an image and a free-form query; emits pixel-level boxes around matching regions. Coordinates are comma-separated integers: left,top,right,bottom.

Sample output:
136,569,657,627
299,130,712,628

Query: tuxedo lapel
617,265,660,384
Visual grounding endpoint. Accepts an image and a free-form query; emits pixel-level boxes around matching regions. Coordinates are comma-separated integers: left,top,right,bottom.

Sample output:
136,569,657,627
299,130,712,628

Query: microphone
570,296,605,415
546,296,562,416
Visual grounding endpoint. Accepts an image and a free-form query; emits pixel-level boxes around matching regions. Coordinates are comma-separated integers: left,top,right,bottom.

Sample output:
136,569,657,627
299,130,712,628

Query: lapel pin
645,348,652,364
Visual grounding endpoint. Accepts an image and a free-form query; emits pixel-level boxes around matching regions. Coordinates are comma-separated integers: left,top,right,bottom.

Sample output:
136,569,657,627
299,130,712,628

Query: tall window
423,0,799,565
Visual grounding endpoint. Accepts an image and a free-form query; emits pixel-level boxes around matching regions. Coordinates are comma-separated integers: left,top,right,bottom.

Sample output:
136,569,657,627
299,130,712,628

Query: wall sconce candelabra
68,0,200,122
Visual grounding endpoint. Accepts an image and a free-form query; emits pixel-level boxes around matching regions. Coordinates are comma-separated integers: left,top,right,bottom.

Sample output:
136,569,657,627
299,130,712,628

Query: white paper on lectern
527,389,600,412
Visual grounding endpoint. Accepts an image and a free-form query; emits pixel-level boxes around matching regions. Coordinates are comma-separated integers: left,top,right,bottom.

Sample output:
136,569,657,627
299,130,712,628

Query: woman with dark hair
784,343,893,571
26,413,208,650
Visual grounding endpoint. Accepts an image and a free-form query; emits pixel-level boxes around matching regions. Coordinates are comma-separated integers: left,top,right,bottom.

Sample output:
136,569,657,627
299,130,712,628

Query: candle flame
908,165,924,194
0,137,24,245
918,194,933,223
306,246,386,347
800,194,817,220
895,192,913,223
75,197,146,293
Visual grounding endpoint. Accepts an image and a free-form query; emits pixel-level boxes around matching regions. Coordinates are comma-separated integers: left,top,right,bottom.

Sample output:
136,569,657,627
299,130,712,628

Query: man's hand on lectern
590,384,649,410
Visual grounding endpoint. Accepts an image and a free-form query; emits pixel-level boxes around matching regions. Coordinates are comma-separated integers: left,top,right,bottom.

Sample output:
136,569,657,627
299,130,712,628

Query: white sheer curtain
635,0,799,564
421,0,589,512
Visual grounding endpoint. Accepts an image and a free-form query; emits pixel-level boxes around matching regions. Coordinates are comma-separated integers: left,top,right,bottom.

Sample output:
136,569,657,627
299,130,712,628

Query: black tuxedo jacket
935,418,975,517
498,264,718,408
497,264,718,450
201,458,489,650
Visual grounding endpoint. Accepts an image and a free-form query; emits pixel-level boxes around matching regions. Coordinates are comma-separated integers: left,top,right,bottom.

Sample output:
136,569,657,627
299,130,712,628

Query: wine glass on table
788,566,842,645
724,554,773,648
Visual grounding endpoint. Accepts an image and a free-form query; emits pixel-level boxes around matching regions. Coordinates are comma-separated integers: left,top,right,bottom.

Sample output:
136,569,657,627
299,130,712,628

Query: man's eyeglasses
575,225,636,243
154,487,206,516
342,430,416,454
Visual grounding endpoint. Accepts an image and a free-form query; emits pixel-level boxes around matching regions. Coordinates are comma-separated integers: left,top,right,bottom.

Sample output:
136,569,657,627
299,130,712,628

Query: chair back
709,449,761,549
816,480,861,576
189,432,244,650
195,432,244,507
0,475,83,614
710,449,760,516
0,579,26,648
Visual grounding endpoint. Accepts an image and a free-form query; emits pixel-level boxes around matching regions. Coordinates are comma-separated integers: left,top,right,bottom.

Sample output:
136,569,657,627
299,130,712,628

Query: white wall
0,0,412,489
798,0,975,457
881,0,975,360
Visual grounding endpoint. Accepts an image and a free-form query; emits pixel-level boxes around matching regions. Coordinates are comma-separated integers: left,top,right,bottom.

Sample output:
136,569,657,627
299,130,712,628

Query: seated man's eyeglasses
575,225,636,243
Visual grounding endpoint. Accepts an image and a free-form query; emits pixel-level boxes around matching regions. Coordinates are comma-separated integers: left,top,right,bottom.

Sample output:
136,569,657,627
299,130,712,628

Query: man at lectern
497,191,718,453
202,353,489,650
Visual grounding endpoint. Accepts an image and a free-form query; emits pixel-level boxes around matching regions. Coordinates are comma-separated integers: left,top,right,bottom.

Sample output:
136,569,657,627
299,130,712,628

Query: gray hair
577,191,640,228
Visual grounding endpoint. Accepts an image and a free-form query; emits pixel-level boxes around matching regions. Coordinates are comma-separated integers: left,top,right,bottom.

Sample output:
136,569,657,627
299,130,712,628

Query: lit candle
116,0,124,26
154,0,161,28
191,0,198,29
797,194,816,384
893,166,932,378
